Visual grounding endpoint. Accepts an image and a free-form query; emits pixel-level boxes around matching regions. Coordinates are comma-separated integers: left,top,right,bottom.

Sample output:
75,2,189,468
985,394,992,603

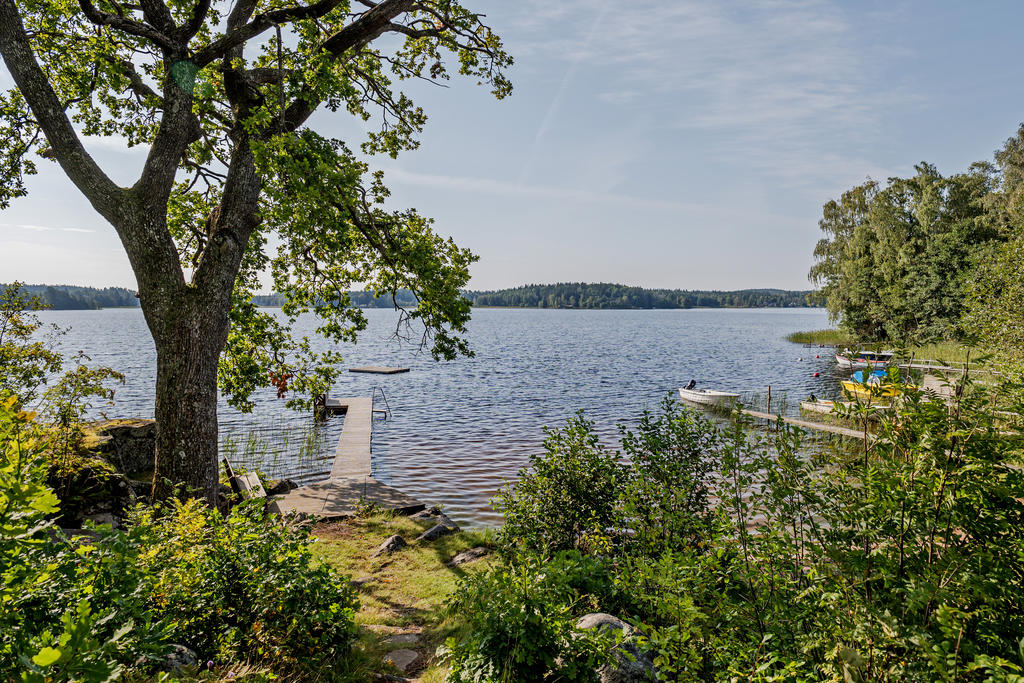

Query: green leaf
31,647,61,667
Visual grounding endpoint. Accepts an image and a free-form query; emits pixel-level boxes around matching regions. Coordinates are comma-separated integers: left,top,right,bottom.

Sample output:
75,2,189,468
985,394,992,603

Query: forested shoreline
466,283,815,308
24,283,816,311
0,284,139,310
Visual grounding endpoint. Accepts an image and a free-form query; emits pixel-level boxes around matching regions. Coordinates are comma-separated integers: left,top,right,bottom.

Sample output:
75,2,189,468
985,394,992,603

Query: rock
161,644,198,671
382,648,420,675
437,513,460,530
409,505,442,520
576,613,656,683
266,478,299,495
577,613,630,633
371,534,407,558
416,523,456,542
84,512,118,528
50,458,134,528
129,478,152,499
81,418,156,478
415,512,460,542
383,632,421,647
448,546,490,566
350,576,376,588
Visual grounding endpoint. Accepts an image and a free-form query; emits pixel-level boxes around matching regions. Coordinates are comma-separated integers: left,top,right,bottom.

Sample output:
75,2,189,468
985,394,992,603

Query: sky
3,0,1024,291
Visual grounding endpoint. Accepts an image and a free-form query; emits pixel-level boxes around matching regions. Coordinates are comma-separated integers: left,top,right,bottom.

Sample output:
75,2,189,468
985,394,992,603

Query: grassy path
313,513,495,681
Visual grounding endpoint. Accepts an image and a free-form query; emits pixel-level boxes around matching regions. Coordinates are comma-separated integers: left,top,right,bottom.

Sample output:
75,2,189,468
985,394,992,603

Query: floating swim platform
349,366,410,374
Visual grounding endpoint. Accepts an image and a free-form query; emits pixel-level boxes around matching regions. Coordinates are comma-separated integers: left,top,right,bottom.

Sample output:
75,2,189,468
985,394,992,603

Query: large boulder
576,613,656,683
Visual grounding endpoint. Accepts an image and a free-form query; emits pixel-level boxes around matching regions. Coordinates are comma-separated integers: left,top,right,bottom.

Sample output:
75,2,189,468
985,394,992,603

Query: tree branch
138,0,177,36
0,0,125,219
244,66,299,85
386,21,439,39
279,0,414,132
77,0,179,52
180,0,213,41
192,0,349,67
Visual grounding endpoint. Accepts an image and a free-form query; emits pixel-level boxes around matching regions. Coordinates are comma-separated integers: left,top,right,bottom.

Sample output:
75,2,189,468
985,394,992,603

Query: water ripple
40,307,835,526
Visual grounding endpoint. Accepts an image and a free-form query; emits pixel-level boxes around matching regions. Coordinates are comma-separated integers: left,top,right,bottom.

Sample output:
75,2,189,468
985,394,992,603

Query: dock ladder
371,386,392,420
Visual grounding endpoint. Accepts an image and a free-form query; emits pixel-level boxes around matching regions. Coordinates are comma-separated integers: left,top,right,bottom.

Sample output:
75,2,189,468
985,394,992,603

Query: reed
784,329,853,345
220,418,331,484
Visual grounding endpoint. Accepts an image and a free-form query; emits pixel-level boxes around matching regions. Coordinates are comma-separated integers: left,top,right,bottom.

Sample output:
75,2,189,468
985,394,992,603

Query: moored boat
840,369,900,400
835,350,894,370
800,398,836,415
679,387,740,407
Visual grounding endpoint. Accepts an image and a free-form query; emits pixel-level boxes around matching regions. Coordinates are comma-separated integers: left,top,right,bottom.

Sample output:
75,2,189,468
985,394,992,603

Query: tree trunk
149,299,231,504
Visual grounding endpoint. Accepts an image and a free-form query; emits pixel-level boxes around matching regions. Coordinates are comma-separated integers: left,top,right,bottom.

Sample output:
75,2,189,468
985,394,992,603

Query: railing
372,385,392,420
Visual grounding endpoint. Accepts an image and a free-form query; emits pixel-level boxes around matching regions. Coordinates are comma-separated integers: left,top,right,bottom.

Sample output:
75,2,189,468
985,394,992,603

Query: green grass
896,341,980,366
311,513,496,681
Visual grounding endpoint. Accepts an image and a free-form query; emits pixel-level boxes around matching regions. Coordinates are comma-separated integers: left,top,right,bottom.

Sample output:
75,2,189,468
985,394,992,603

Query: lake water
39,307,839,526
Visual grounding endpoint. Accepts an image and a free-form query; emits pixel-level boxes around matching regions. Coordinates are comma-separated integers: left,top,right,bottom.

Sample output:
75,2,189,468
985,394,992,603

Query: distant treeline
251,290,420,308
21,283,813,311
466,283,815,309
3,283,139,310
255,285,814,309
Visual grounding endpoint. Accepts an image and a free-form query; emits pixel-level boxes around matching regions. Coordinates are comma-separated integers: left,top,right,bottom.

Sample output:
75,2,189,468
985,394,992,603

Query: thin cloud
505,0,916,192
384,167,794,223
1,222,95,233
517,0,611,185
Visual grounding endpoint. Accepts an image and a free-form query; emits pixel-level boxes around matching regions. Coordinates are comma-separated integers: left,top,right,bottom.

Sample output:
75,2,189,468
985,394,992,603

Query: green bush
1,397,359,679
619,397,722,557
443,551,616,682
130,498,359,668
495,412,624,557
1,398,165,680
468,384,1024,681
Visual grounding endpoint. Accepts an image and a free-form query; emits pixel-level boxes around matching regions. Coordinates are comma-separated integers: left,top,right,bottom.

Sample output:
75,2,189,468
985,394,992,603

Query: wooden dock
321,396,374,478
741,408,874,441
349,366,410,374
271,395,426,519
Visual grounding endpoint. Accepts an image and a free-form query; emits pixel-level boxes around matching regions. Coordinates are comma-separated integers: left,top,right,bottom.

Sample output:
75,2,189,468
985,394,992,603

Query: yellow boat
840,370,902,400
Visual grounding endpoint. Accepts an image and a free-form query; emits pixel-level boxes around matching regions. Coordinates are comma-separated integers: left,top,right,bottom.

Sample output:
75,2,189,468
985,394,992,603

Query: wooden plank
268,477,425,518
741,408,874,441
328,396,374,479
233,472,267,500
349,366,410,374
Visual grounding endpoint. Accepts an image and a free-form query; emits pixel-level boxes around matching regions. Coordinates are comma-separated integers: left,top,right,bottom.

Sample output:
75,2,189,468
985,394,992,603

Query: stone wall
82,418,156,479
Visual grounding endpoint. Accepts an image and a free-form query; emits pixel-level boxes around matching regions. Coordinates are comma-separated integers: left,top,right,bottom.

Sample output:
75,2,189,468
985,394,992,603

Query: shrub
1,397,165,680
495,412,624,557
443,551,616,682
619,397,722,557
1,396,359,679
130,498,360,668
467,381,1024,681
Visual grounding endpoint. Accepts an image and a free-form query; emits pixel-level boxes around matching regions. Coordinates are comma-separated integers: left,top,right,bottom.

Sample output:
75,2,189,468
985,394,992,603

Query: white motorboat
835,350,894,369
679,387,740,407
800,398,836,415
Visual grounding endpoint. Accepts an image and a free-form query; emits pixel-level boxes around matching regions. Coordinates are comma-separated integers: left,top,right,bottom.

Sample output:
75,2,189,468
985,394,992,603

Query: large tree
810,162,998,343
0,0,511,502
